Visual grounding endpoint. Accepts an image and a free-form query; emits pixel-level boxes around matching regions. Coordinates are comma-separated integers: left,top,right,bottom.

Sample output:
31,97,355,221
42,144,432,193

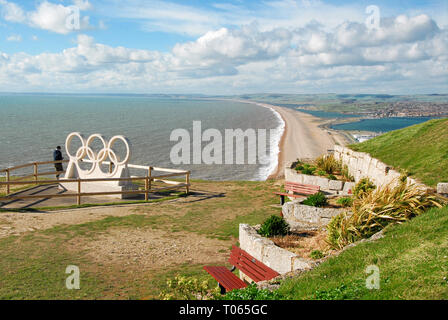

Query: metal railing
0,160,190,205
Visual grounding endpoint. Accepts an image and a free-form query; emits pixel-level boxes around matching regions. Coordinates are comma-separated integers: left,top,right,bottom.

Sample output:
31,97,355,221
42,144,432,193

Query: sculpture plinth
60,132,138,199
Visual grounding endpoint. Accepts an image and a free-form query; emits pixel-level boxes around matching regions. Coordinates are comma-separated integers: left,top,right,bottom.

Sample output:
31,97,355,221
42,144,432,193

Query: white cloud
28,1,91,34
6,34,21,42
0,0,25,22
0,0,92,34
0,13,446,94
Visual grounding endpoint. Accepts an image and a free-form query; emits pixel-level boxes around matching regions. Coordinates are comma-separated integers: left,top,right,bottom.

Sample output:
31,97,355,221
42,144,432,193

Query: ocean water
0,94,283,181
330,117,439,132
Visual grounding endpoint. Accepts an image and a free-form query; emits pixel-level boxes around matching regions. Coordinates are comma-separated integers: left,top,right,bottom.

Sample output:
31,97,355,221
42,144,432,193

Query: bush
327,174,337,181
353,178,376,198
327,181,444,249
316,154,342,175
341,165,354,182
317,170,327,177
337,197,353,207
159,275,217,300
217,284,282,300
258,215,290,237
302,192,328,207
310,250,325,259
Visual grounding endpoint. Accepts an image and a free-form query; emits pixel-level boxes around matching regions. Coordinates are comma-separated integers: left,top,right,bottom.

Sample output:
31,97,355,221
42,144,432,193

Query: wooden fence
0,160,190,205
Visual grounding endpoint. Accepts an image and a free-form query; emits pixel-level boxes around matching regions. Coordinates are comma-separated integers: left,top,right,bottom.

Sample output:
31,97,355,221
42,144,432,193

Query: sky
0,0,447,94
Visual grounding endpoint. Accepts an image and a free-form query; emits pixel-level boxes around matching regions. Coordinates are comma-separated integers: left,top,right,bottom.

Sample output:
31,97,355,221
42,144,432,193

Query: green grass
349,118,448,187
0,180,281,299
276,205,448,300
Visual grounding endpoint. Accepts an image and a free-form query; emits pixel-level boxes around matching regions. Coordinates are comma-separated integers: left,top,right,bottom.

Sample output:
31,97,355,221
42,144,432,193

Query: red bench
274,181,320,205
203,245,280,294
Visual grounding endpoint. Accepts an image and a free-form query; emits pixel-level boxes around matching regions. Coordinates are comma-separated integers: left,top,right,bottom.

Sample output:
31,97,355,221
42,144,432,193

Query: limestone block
315,176,330,190
329,180,344,191
437,183,448,195
302,174,317,186
343,182,356,195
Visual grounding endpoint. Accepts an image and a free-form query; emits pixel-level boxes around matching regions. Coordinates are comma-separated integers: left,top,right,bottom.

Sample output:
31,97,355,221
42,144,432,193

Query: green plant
310,281,366,300
258,215,290,237
159,275,217,300
327,174,337,181
337,197,353,208
353,178,376,198
341,165,354,182
302,192,328,208
317,170,327,177
327,181,444,249
310,250,325,260
316,154,342,175
217,283,282,300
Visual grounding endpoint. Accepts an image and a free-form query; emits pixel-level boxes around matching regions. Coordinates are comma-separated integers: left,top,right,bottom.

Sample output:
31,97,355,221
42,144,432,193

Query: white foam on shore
254,103,286,181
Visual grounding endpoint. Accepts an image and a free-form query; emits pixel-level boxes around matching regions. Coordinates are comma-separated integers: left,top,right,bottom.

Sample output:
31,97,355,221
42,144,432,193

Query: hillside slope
349,118,448,187
277,205,448,300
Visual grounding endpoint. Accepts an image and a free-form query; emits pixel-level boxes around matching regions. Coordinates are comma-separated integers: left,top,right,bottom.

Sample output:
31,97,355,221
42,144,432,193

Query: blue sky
0,0,447,94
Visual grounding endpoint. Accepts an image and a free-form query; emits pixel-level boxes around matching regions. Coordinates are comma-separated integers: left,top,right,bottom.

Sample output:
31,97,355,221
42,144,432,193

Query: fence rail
0,160,190,206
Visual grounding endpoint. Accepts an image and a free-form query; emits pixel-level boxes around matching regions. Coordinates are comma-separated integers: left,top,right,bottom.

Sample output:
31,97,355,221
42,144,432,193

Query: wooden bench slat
229,246,279,282
274,181,321,205
204,246,280,293
203,266,247,291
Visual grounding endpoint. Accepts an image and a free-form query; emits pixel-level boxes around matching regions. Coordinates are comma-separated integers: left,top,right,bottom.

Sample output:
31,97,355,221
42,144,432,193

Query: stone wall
239,224,314,277
282,201,346,231
333,145,428,190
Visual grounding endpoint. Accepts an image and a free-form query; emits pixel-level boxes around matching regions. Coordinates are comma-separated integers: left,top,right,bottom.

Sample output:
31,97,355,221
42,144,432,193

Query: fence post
145,176,149,201
185,171,190,195
34,163,38,184
6,169,10,195
77,178,81,205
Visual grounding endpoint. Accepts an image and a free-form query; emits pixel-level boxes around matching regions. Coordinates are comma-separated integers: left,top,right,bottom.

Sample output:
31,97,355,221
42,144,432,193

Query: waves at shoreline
254,103,286,181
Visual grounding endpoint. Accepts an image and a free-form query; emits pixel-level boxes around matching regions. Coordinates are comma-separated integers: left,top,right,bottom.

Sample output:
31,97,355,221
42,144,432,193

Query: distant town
369,102,448,118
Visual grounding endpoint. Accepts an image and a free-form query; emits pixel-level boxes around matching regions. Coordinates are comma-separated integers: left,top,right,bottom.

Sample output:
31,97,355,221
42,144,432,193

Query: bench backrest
285,181,320,195
229,245,279,282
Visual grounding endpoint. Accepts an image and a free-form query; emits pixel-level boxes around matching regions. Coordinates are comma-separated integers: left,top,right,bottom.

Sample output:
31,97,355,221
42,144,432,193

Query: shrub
317,170,327,177
341,165,354,182
327,181,444,249
310,250,325,259
301,164,316,175
316,154,342,175
327,174,337,181
302,192,328,207
337,197,353,207
353,178,376,198
258,215,290,237
217,283,282,300
159,275,217,300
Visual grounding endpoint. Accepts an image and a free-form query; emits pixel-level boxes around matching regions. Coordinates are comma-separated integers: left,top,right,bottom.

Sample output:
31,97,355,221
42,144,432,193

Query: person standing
53,146,64,179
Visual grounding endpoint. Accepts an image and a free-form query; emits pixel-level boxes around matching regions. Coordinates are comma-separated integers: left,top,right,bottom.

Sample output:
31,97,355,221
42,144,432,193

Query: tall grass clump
327,181,444,249
316,154,341,175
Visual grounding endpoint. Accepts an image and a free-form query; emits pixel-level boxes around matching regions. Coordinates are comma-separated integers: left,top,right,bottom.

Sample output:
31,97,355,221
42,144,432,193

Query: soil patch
270,229,330,259
82,228,229,270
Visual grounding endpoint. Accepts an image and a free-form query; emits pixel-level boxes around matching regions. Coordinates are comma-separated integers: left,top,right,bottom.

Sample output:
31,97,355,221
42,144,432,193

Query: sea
296,109,439,133
330,117,439,132
0,94,284,181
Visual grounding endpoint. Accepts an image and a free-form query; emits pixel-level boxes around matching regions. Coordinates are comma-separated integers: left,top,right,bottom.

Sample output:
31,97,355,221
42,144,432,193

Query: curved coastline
237,100,349,180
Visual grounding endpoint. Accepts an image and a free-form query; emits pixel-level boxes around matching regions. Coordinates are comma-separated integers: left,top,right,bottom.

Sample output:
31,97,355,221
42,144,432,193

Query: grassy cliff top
349,118,448,187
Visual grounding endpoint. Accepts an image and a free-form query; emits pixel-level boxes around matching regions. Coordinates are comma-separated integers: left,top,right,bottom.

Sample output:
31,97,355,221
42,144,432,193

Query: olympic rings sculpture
65,132,131,177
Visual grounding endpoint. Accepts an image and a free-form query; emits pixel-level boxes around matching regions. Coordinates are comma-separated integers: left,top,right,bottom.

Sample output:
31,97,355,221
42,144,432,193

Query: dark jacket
53,149,63,161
